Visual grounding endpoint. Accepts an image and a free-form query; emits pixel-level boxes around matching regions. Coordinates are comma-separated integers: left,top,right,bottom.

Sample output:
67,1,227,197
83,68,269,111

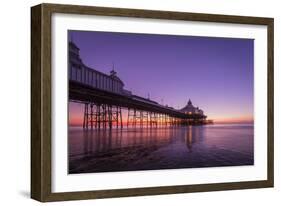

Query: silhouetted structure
68,41,212,129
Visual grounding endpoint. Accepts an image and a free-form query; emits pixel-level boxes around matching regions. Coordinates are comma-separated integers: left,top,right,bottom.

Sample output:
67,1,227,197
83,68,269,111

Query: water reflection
185,126,193,152
80,127,183,156
69,124,254,173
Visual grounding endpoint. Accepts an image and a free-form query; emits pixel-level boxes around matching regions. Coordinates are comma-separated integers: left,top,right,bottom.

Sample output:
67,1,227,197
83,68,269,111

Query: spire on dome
110,62,117,76
110,69,117,76
188,99,192,106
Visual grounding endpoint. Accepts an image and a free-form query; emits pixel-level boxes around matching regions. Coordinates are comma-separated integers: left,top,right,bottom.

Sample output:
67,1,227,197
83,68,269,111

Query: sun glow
213,116,254,124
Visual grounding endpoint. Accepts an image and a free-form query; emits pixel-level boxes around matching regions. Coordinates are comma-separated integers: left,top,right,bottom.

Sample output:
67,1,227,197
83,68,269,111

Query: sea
68,124,254,174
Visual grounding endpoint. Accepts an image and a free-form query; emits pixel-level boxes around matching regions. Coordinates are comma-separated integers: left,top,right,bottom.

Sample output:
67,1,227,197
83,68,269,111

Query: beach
68,124,254,174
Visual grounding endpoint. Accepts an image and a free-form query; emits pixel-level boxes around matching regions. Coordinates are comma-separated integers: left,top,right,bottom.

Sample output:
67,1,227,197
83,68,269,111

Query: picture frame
31,3,274,202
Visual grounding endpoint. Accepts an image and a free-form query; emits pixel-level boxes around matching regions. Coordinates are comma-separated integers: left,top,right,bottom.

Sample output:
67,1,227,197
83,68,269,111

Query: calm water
68,124,254,174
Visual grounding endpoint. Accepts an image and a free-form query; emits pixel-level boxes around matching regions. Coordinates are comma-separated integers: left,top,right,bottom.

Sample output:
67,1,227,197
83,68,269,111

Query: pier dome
180,99,204,115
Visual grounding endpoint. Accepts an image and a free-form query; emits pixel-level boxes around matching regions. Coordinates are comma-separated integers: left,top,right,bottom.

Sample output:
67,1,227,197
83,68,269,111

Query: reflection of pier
82,128,179,155
69,41,212,129
78,126,206,156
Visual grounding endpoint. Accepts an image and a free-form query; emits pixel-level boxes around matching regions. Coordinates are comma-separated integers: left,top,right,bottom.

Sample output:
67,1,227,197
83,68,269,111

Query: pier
69,41,213,129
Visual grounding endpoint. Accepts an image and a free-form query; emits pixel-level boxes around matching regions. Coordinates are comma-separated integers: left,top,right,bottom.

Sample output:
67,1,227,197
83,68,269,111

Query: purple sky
69,30,254,123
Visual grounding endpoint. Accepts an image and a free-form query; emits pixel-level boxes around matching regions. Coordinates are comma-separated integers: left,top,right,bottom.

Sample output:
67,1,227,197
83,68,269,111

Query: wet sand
68,124,254,174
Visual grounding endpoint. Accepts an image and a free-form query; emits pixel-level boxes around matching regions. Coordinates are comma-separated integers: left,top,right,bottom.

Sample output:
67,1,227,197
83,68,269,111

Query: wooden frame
31,3,274,202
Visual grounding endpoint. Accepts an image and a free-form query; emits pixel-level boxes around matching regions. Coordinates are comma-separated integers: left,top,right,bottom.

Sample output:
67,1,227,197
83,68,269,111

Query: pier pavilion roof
180,99,196,112
69,40,125,86
180,99,205,116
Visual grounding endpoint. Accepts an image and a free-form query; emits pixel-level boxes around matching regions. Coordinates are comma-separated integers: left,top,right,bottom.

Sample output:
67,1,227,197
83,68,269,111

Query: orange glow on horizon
212,116,253,124
69,116,83,126
69,115,254,126
69,102,253,126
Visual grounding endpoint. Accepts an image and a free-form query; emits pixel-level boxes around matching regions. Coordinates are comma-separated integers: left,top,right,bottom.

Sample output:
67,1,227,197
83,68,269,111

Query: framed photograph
31,3,274,202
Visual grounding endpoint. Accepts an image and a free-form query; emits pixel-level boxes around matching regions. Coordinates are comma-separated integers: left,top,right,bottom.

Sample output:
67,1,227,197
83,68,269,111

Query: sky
68,30,254,125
